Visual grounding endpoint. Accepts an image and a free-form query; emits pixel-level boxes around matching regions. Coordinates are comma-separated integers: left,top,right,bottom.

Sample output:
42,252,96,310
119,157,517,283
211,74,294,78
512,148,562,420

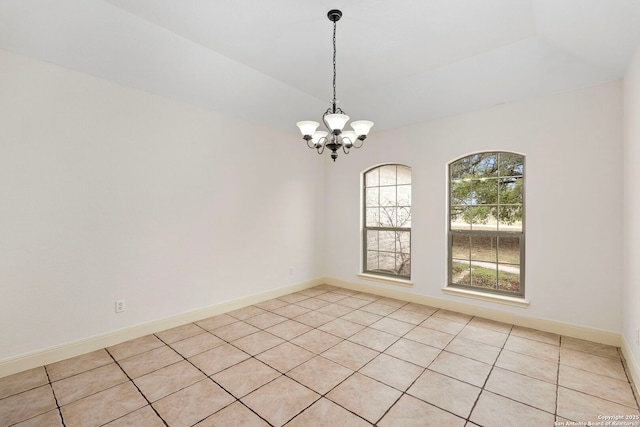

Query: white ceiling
1,0,640,132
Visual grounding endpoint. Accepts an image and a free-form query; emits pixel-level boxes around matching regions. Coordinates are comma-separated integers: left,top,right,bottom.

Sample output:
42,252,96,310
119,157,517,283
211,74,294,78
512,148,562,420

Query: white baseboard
0,278,323,379
621,335,640,402
324,277,622,346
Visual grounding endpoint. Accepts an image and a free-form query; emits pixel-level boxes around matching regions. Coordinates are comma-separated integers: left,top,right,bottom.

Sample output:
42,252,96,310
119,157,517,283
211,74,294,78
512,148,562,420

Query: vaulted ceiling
1,0,639,132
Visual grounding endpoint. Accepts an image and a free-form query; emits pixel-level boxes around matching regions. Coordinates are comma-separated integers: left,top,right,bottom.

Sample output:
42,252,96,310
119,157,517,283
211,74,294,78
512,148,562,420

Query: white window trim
358,273,413,288
441,286,529,307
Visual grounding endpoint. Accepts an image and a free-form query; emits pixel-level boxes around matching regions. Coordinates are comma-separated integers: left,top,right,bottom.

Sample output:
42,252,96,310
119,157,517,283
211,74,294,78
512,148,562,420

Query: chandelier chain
332,19,337,110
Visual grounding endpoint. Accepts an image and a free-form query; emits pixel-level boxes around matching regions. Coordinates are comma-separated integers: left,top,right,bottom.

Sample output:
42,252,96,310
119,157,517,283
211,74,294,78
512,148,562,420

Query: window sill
358,273,413,288
441,287,529,307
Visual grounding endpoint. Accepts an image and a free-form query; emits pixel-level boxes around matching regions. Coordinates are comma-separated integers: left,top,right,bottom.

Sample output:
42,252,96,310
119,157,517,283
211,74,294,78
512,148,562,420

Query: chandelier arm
351,137,365,149
322,108,331,131
322,114,331,134
317,143,325,155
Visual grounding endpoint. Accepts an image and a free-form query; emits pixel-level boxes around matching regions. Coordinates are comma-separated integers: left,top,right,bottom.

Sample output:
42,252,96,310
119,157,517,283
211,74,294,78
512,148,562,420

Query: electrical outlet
289,267,294,276
636,328,639,346
115,299,125,313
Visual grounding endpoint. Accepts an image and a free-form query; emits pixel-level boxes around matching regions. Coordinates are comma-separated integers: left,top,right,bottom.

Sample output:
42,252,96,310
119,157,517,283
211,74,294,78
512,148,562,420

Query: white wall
0,49,325,361
325,82,624,333
623,44,640,367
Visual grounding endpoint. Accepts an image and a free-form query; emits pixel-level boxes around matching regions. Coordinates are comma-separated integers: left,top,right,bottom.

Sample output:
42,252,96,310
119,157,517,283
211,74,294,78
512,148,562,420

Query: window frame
362,164,412,280
447,152,525,298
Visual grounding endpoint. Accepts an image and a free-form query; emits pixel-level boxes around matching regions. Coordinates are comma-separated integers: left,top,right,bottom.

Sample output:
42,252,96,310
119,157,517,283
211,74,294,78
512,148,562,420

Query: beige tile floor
1,284,639,426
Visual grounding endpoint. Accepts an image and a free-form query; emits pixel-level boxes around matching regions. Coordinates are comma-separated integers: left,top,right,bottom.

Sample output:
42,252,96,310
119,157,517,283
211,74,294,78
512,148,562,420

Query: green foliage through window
449,152,524,296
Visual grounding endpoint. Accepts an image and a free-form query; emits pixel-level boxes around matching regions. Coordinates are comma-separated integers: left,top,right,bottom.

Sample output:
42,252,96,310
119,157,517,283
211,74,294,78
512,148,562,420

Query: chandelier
296,9,373,161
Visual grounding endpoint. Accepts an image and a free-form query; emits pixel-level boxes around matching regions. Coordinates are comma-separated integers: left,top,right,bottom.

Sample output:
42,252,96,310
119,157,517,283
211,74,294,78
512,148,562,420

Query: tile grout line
430,314,477,426
254,291,374,425
104,347,170,427
340,301,430,426
465,323,513,427
251,289,401,426
136,328,275,425
237,291,368,425
180,299,370,427
369,324,438,426
619,346,640,410
474,326,574,424
277,293,379,424
365,310,504,425
43,365,67,427
555,352,640,412
291,293,484,425
555,335,562,423
153,330,276,427
282,290,593,424
308,297,465,425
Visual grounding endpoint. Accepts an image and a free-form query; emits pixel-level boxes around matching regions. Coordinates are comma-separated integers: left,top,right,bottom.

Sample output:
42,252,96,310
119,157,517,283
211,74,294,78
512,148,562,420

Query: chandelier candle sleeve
295,9,373,161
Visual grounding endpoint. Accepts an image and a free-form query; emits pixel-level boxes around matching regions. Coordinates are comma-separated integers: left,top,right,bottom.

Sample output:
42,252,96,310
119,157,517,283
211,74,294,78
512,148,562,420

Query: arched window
448,152,524,296
363,164,411,279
